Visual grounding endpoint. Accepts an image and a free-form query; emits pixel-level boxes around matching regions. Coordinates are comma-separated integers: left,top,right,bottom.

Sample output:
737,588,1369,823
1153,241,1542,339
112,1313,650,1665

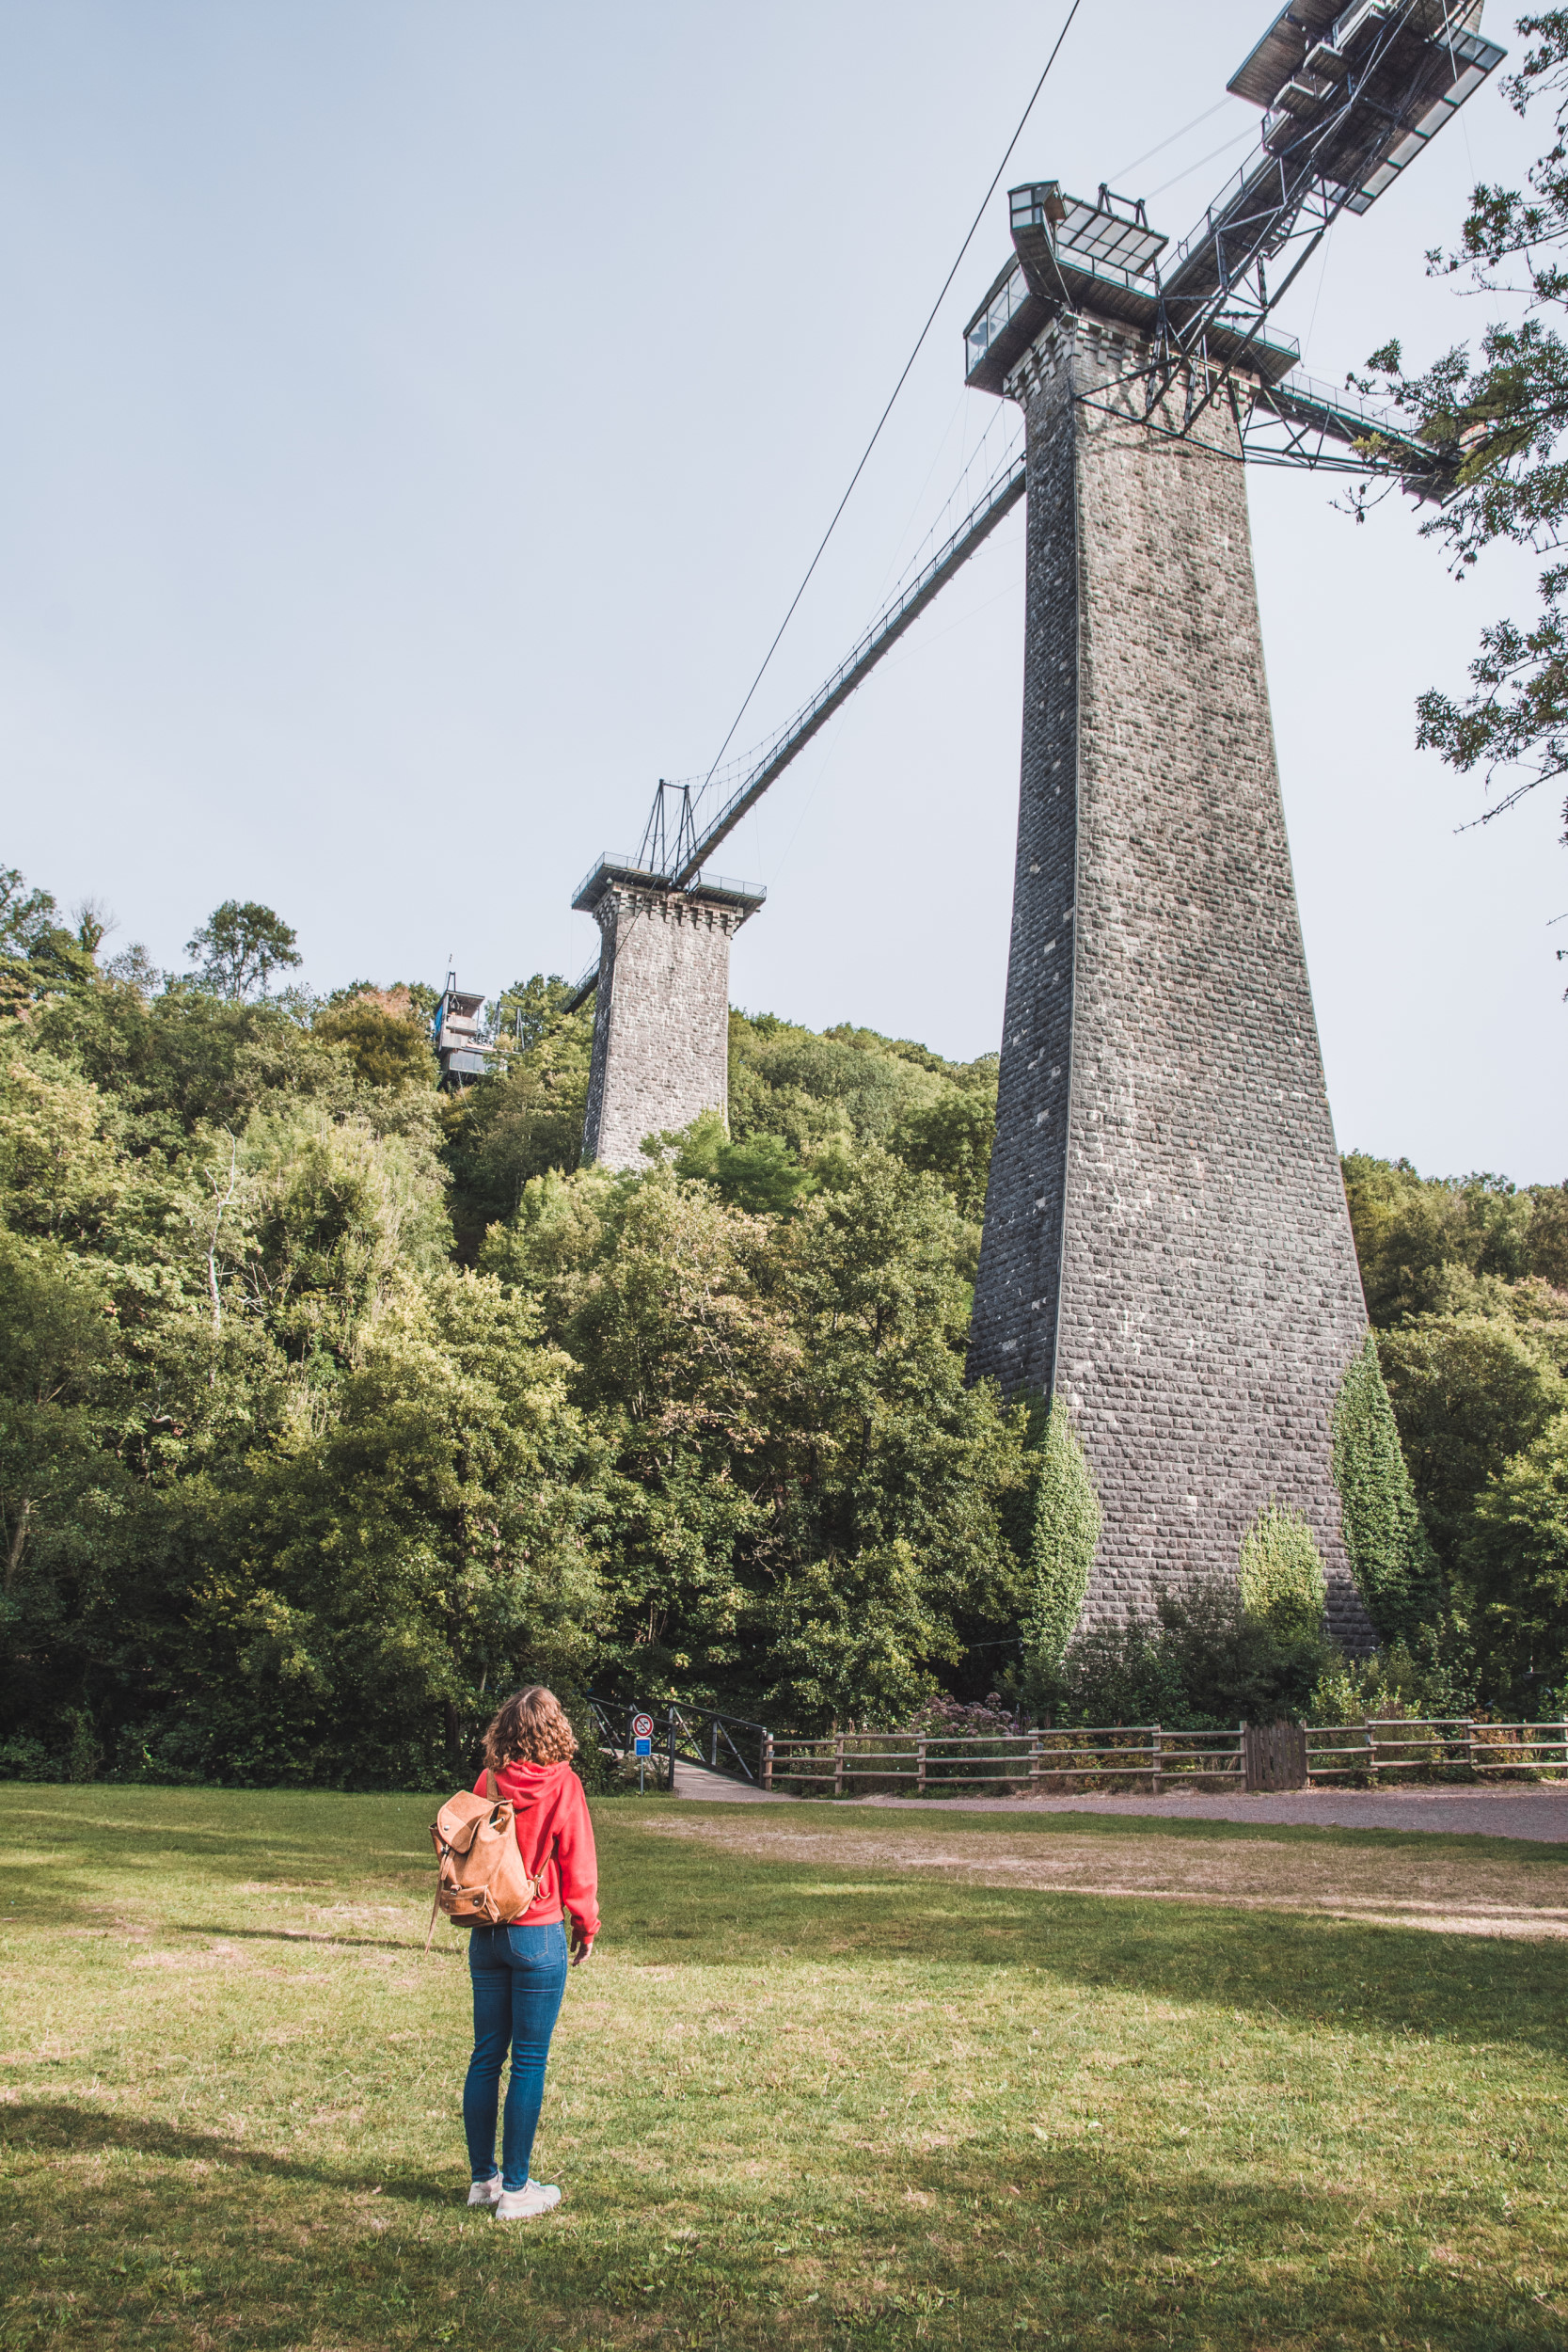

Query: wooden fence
1306,1717,1568,1783
761,1717,1568,1798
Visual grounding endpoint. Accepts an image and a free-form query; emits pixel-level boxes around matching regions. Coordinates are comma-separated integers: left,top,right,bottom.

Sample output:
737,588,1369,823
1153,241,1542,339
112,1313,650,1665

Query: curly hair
482,1686,579,1772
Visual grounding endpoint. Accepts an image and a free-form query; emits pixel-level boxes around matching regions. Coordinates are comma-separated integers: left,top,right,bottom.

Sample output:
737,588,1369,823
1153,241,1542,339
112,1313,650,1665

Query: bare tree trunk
206,1133,240,1380
5,1498,32,1589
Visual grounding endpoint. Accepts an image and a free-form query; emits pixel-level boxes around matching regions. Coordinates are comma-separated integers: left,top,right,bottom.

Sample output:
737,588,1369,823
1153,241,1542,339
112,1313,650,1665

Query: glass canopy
1010,182,1168,278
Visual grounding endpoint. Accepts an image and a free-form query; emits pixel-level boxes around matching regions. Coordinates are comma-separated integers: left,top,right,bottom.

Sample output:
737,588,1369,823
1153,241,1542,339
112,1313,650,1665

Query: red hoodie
472,1758,600,1943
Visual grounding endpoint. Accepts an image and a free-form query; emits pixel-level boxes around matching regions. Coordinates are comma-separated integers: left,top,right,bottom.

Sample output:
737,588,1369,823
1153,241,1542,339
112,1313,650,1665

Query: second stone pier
575,859,764,1170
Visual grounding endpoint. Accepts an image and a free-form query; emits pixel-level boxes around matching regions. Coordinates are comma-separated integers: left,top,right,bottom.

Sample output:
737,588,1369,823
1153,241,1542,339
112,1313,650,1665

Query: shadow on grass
0,2099,432,2198
608,1838,1568,2060
173,1924,455,1958
4,2101,1563,2351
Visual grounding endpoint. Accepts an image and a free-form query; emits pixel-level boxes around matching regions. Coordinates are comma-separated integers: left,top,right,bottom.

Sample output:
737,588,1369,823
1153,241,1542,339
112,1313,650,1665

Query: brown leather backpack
425,1771,544,1952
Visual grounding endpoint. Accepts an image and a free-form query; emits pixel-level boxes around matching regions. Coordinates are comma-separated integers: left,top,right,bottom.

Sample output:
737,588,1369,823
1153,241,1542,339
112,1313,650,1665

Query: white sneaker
467,2176,502,2207
495,2181,562,2220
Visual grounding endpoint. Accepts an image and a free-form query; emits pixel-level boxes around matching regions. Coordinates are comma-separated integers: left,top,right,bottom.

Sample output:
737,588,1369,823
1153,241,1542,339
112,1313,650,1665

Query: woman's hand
570,1929,594,1969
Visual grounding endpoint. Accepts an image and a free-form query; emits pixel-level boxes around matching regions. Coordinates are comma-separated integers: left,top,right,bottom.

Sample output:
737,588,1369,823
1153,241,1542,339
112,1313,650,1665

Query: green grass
2,1785,1567,2350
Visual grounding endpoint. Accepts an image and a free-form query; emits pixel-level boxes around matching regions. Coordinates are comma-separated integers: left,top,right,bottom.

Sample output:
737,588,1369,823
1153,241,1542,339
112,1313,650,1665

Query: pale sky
1,0,1561,1182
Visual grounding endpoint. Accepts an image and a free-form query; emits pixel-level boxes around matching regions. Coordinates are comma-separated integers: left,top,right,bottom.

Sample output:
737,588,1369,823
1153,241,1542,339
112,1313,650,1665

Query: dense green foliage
0,869,1022,1782
4,852,1566,1775
1465,1406,1568,1691
1342,1152,1568,1709
1040,1579,1334,1733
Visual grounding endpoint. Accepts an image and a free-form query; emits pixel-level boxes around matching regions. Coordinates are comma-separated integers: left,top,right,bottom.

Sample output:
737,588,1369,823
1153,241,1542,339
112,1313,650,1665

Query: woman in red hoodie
461,1687,599,2220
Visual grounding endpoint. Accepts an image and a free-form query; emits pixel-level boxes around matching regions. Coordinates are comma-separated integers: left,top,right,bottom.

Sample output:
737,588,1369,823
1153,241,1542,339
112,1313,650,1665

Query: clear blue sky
0,0,1560,1180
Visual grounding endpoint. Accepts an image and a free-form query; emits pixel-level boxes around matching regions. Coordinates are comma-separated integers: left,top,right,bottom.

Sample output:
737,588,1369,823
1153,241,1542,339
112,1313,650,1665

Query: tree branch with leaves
1363,11,1568,874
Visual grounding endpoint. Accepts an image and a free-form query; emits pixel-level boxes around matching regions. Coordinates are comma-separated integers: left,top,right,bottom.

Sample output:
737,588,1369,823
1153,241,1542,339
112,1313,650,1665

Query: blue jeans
463,1922,569,2191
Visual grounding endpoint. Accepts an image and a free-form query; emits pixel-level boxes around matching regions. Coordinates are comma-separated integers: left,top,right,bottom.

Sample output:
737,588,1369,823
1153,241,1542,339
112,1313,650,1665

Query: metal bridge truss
561,2,1498,1016
562,453,1027,1010
1093,1,1498,456
1076,358,1456,494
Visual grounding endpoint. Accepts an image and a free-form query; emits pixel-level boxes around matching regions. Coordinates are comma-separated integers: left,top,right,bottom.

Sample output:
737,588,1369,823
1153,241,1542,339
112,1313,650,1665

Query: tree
0,866,97,1018
482,1149,1029,1729
185,901,301,1000
0,866,58,957
444,977,594,1234
890,1085,998,1222
187,1268,601,1785
1341,1154,1537,1326
1377,1312,1565,1569
313,994,436,1091
1464,1407,1568,1704
1361,13,1568,879
672,1109,816,1216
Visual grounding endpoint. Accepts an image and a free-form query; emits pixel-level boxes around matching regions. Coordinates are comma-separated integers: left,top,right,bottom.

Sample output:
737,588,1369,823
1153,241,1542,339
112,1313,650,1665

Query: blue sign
634,1736,653,1758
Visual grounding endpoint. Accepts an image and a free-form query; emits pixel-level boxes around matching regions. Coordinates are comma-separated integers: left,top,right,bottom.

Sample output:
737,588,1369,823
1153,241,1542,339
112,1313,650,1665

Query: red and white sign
631,1712,655,1740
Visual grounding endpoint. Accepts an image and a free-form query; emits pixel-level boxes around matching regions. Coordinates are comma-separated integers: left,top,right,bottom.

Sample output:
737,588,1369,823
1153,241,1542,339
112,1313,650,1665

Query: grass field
3,1784,1567,2350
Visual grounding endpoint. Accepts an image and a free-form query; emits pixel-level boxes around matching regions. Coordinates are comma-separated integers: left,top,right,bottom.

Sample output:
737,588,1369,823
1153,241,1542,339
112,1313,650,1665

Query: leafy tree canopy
184,901,302,1001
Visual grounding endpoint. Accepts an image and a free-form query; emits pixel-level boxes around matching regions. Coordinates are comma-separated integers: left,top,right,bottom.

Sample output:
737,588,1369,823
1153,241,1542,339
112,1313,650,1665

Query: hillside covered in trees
2,864,1564,1786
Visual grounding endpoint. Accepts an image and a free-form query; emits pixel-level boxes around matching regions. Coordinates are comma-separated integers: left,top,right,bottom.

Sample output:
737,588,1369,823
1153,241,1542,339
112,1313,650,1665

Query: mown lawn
1,1784,1566,2350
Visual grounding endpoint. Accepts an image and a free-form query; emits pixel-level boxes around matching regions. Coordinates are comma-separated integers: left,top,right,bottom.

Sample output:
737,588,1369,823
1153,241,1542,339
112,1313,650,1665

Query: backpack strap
484,1769,499,1802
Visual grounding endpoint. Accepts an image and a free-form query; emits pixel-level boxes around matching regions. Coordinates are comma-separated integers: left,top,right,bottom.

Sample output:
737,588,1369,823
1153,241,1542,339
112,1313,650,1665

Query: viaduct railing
589,1696,771,1791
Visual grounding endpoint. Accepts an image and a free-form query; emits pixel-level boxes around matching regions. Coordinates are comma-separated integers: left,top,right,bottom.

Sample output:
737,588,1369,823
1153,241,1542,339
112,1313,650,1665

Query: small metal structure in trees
432,972,491,1089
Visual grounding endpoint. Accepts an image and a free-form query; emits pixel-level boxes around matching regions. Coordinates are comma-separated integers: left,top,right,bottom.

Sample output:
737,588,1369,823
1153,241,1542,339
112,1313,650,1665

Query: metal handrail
590,1695,772,1786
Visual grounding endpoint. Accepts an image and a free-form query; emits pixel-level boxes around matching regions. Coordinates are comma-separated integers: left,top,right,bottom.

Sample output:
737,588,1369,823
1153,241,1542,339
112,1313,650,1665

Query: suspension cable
695,0,1089,800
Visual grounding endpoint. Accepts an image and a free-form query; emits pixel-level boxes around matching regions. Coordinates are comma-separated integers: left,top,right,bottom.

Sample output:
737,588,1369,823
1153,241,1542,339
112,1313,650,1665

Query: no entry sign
631,1712,655,1740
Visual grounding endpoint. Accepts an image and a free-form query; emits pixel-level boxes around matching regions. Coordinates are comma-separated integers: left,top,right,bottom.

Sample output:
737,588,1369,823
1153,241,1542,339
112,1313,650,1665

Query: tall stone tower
575,859,764,1170
966,306,1373,1644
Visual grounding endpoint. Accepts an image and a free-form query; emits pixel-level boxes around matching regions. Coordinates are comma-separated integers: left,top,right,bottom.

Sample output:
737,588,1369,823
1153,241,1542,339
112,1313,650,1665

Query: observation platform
571,853,766,916
966,1,1502,400
964,181,1302,398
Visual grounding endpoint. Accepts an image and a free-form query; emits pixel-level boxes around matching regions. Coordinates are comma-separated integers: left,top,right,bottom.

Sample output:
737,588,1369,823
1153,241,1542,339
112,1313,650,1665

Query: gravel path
858,1786,1568,1842
670,1760,1568,1842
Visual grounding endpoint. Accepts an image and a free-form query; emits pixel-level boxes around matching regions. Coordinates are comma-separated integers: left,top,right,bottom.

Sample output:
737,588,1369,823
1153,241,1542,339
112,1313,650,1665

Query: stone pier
576,861,764,1171
967,317,1373,1645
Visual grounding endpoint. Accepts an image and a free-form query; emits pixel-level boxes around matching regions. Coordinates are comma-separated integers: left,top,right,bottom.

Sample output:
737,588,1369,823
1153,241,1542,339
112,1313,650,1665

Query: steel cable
695,0,1089,800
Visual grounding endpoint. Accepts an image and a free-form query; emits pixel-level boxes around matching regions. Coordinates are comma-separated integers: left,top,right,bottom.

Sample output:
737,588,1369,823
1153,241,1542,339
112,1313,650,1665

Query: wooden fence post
1029,1732,1041,1799
1152,1724,1163,1797
834,1731,845,1799
917,1739,927,1798
762,1734,773,1793
1364,1717,1377,1782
